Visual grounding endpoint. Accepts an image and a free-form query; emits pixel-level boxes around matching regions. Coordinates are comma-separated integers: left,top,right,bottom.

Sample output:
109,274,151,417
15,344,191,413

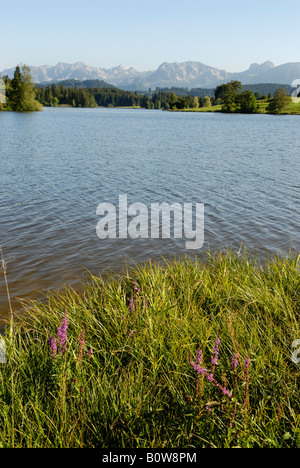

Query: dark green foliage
203,96,212,108
238,90,259,113
4,66,42,112
215,81,243,112
267,88,291,114
35,82,172,109
214,81,259,114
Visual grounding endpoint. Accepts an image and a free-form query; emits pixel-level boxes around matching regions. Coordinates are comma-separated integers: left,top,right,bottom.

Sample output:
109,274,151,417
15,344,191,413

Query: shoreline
2,104,300,115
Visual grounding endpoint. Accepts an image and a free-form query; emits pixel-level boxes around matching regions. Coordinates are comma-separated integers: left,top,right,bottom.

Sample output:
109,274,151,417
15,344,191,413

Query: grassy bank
170,98,300,114
0,250,300,448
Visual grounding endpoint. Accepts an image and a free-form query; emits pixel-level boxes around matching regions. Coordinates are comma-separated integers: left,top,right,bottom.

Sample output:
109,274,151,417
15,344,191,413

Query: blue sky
1,0,299,72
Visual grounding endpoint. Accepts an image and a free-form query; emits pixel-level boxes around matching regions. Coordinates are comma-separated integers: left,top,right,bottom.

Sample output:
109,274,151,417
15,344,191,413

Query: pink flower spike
232,354,239,370
48,336,57,359
129,296,134,313
211,337,220,368
57,312,68,354
190,359,198,372
196,346,202,365
245,357,250,369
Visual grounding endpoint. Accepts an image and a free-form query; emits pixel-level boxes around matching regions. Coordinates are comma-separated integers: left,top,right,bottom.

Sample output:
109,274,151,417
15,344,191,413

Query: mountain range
2,60,300,90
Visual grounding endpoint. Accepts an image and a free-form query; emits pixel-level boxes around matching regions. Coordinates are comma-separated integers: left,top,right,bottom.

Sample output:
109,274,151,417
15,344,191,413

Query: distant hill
246,62,300,85
141,61,227,89
2,60,300,90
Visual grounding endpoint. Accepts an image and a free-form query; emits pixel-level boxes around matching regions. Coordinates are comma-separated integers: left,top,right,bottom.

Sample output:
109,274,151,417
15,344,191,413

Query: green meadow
171,98,300,114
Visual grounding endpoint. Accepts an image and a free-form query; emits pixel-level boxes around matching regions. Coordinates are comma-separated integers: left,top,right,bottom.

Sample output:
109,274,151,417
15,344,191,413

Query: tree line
0,66,297,114
34,82,177,109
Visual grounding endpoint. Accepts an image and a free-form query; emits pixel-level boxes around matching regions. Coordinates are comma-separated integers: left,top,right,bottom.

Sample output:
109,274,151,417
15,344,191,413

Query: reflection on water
0,108,299,321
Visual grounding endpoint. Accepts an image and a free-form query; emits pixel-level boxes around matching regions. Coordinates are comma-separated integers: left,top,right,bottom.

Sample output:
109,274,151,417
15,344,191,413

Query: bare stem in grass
0,246,14,333
244,356,251,415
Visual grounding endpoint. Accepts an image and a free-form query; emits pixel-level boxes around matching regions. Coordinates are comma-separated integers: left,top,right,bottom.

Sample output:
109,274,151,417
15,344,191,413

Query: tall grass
0,249,299,448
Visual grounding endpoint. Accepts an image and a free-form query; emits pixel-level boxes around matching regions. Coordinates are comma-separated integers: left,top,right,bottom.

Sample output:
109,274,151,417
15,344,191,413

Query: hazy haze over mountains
1,60,299,90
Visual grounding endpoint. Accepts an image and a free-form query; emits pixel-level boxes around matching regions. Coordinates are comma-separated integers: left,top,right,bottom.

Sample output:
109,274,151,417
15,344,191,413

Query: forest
34,81,172,109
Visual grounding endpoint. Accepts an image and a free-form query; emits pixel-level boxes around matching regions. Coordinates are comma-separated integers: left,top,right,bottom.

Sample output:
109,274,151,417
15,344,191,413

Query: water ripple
0,108,299,319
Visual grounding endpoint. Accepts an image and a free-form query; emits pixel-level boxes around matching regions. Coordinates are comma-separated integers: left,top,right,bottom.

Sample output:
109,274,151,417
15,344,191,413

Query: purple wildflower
129,295,134,314
206,403,212,413
223,388,231,397
129,330,134,339
48,336,57,359
57,312,68,354
245,357,250,368
211,338,221,378
88,348,93,358
232,354,239,370
190,354,206,373
196,346,202,366
78,327,85,347
211,337,220,368
189,345,232,399
133,281,140,293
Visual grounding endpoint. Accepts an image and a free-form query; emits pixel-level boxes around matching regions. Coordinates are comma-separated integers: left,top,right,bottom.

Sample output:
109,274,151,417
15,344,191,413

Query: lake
0,108,299,320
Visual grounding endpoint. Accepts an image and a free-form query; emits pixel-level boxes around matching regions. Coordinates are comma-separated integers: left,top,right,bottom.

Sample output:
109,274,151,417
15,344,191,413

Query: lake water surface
0,108,299,320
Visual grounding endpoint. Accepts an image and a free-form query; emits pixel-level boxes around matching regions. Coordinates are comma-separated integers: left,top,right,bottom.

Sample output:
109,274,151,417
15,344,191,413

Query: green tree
45,87,53,106
169,92,178,110
215,81,242,113
9,66,23,110
21,65,42,111
0,75,6,109
203,96,211,108
191,96,199,108
267,88,290,114
238,90,258,114
8,65,42,112
177,96,190,109
51,97,59,107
